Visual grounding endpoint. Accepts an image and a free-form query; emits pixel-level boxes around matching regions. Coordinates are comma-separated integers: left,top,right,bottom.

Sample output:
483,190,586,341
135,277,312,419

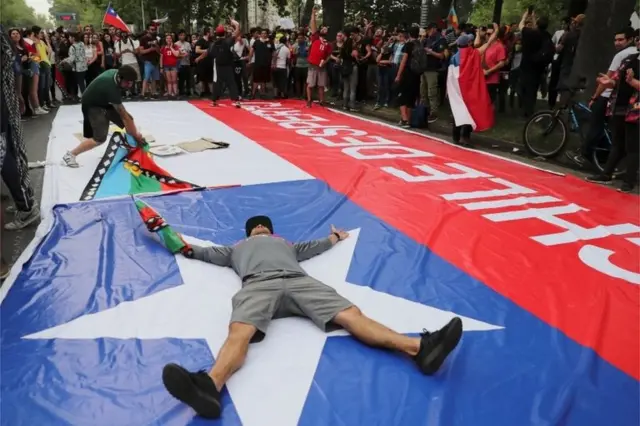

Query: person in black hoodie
518,10,552,117
210,19,242,107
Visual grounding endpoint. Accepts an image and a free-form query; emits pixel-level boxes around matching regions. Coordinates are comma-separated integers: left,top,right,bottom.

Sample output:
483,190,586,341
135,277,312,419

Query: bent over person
161,215,463,419
62,65,144,167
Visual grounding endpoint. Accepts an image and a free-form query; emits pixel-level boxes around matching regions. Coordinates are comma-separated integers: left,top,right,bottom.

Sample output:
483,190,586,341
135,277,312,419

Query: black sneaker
162,363,221,419
585,174,612,185
398,120,410,128
618,183,634,193
414,317,463,375
427,114,438,124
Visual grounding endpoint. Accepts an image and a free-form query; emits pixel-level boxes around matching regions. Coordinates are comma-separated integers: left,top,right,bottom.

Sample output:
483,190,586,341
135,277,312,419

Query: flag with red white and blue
103,3,129,33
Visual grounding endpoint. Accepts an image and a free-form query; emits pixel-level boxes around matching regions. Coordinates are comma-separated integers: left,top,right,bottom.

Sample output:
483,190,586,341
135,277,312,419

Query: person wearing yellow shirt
34,28,56,110
24,27,48,115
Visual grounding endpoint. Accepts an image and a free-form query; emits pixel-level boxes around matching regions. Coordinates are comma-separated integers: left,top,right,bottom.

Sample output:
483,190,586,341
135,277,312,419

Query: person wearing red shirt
160,34,180,97
481,26,508,106
306,6,332,107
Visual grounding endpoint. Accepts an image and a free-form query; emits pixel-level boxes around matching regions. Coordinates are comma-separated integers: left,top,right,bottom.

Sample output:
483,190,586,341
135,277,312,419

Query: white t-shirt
274,44,290,69
552,29,564,61
250,38,256,63
603,46,639,98
233,38,248,59
175,40,191,66
85,44,95,60
116,38,139,65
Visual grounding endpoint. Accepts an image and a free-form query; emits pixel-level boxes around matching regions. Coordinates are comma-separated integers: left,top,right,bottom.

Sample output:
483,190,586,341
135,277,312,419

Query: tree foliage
469,0,565,27
49,0,104,29
2,0,53,28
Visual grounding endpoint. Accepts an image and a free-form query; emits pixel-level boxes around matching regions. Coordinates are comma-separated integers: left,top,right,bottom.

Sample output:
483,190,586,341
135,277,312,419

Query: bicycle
522,90,613,170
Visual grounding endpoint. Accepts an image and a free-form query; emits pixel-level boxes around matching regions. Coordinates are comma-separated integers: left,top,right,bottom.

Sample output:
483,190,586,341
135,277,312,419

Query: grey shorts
231,275,353,342
306,65,328,88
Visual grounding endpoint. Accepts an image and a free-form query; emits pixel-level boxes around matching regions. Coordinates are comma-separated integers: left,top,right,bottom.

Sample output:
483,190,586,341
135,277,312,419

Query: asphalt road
0,102,594,275
1,111,53,267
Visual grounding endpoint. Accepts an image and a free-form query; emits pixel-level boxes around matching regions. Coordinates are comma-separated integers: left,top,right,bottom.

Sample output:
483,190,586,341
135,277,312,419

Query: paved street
1,111,53,267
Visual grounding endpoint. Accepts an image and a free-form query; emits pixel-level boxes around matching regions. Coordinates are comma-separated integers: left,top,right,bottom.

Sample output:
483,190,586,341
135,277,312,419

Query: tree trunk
492,0,503,24
567,0,588,17
320,0,343,39
300,0,315,28
571,0,636,96
237,0,249,30
570,0,637,97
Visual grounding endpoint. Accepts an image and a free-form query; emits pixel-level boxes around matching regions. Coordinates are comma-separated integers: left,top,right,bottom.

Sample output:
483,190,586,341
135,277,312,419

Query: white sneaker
35,107,49,115
62,151,79,167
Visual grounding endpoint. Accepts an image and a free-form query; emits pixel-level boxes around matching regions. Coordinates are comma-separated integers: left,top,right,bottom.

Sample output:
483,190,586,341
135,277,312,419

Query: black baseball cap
245,215,274,236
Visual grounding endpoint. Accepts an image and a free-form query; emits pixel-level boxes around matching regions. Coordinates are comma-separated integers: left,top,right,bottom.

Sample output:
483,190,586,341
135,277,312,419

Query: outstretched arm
190,245,232,267
230,17,241,38
293,225,349,261
310,6,318,34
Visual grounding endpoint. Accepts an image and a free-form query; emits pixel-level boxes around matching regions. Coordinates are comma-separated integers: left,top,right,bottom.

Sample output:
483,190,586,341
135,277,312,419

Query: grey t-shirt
191,234,333,283
175,40,191,66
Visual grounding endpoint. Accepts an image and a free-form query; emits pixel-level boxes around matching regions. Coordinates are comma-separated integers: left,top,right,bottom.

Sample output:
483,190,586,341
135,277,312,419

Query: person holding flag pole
446,24,497,147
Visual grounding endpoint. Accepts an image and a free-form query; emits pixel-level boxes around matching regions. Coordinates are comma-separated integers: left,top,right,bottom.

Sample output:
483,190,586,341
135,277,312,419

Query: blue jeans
38,62,51,105
376,66,393,105
144,61,160,81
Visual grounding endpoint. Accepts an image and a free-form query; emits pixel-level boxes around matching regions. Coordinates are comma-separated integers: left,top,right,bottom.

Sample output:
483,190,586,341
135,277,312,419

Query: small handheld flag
134,197,193,257
448,3,459,30
103,3,130,33
151,15,169,25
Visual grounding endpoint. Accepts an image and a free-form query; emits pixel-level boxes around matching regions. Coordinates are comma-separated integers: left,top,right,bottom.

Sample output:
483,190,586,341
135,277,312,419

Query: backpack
531,33,554,68
410,41,428,74
209,39,234,66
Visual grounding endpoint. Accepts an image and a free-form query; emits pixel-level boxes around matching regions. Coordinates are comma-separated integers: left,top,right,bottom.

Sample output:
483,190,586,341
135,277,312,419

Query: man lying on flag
134,198,464,420
446,24,497,146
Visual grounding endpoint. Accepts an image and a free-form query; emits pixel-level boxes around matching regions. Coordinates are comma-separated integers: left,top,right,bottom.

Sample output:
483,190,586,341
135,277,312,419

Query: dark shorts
294,67,308,83
398,73,421,107
198,62,213,84
231,275,353,343
82,104,125,144
253,65,271,83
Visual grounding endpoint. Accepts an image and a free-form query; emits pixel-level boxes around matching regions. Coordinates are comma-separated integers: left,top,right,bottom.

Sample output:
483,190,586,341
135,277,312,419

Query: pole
420,0,429,27
141,0,146,29
492,0,503,24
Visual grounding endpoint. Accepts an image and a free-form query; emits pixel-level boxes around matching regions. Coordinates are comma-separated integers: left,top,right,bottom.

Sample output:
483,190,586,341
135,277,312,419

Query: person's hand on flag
330,224,349,244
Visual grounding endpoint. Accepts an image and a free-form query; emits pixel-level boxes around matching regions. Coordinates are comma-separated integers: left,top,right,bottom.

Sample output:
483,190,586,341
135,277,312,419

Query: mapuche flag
134,197,193,256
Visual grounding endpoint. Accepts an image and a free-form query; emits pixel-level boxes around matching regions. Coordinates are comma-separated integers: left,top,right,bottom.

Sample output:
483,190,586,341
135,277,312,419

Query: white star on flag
24,229,502,426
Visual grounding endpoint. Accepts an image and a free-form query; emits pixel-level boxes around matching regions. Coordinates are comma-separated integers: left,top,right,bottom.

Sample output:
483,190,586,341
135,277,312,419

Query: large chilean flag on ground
447,43,494,131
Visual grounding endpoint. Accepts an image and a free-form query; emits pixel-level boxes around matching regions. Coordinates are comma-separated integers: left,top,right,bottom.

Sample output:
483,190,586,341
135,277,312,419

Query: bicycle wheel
591,143,609,173
591,128,625,174
522,111,568,158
